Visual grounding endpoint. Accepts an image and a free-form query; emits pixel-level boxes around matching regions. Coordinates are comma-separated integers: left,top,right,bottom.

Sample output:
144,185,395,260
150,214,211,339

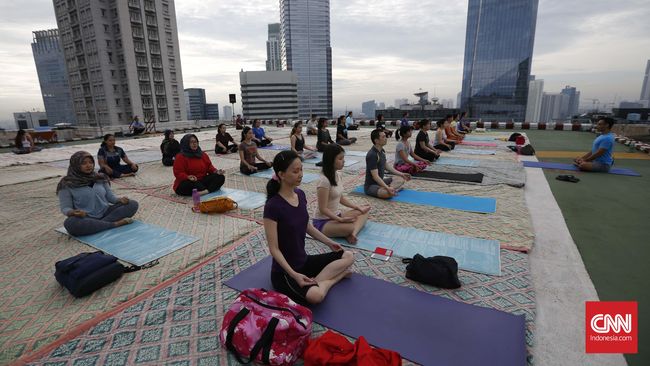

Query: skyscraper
539,92,570,123
460,0,539,121
361,100,376,118
184,88,206,120
525,79,544,122
52,0,187,127
223,105,233,121
560,85,580,117
280,0,332,118
32,29,76,126
266,23,281,71
240,70,298,120
640,60,650,102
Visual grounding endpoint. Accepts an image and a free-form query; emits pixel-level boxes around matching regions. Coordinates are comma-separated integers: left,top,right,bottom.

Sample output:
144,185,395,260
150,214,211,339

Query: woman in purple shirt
264,150,354,305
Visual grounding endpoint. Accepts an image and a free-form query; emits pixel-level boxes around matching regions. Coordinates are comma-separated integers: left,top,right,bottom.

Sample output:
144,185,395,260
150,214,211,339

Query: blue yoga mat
352,186,497,214
452,148,497,155
56,221,199,266
236,170,321,184
202,188,266,210
259,144,290,151
464,135,497,142
434,157,479,167
336,221,500,275
344,150,368,157
522,161,641,177
225,256,526,366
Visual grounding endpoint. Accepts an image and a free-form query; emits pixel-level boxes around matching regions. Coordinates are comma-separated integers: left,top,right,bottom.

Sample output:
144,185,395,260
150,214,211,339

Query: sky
0,0,649,126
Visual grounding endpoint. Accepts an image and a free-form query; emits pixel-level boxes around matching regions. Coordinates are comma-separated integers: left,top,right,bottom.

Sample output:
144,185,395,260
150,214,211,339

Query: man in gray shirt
364,129,411,198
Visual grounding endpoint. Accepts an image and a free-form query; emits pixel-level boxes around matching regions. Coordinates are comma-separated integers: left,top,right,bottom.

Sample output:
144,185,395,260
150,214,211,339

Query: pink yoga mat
460,141,498,147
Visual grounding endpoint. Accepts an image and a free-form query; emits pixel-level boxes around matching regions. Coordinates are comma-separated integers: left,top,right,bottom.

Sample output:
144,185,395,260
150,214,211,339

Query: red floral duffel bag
220,288,313,365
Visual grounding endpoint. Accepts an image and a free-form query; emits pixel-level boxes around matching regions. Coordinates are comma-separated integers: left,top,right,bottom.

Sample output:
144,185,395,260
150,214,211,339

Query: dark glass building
460,0,539,121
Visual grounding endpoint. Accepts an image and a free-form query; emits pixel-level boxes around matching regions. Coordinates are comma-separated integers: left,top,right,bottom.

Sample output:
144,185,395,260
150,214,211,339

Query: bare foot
346,233,358,244
115,218,134,227
343,269,353,278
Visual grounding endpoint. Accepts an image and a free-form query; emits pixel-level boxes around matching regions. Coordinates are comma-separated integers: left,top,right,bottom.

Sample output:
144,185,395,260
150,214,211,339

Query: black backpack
402,254,461,289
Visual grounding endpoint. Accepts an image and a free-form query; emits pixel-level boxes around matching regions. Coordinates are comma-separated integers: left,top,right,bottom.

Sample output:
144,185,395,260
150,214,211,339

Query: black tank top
294,134,305,152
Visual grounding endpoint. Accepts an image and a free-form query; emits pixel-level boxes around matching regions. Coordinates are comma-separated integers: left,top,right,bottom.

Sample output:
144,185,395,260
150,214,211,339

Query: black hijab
56,151,108,194
179,134,203,158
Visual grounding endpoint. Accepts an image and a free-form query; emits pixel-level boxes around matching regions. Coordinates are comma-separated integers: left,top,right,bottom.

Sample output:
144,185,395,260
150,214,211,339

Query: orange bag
198,196,238,214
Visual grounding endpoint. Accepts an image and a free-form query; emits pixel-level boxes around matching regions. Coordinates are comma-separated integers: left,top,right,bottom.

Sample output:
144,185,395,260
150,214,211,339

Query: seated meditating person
316,118,334,152
13,129,42,154
252,119,273,147
364,129,411,199
434,119,455,151
336,115,358,145
394,125,430,174
129,116,145,135
314,144,370,244
345,111,359,131
444,114,464,142
160,129,180,166
57,151,138,236
172,134,225,196
264,150,355,305
574,117,616,172
375,113,393,138
97,134,139,178
414,119,440,162
306,114,319,135
239,126,273,175
290,121,317,160
215,123,238,154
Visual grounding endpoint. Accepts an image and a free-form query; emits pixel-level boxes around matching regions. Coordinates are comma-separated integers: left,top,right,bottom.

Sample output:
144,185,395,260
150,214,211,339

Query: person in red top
173,134,225,196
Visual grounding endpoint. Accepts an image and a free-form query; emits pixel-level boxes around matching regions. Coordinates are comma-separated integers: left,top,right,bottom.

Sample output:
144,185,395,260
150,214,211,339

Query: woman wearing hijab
173,134,225,196
57,151,138,236
160,129,181,166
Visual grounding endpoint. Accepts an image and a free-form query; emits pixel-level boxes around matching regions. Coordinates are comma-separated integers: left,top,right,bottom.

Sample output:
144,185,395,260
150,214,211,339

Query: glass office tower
460,0,539,121
280,0,332,118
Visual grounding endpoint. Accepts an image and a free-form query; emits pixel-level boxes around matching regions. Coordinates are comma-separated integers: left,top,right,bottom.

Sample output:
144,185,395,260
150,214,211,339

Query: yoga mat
259,144,290,151
435,157,479,167
522,161,641,177
125,149,163,164
414,170,484,183
55,221,199,266
352,186,497,214
463,135,497,142
225,257,525,366
452,148,497,155
235,170,321,184
336,221,500,275
344,150,368,157
460,141,498,147
202,188,267,209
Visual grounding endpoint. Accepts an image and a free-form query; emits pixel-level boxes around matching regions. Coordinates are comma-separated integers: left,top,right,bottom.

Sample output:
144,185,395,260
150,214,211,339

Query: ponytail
266,150,300,200
395,125,412,140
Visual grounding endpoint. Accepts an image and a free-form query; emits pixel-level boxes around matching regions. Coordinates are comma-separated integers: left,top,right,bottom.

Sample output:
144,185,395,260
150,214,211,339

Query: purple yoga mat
224,256,526,366
522,161,641,177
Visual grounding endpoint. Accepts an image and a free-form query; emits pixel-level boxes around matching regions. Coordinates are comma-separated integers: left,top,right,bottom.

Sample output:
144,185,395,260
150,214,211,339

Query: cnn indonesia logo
586,301,637,354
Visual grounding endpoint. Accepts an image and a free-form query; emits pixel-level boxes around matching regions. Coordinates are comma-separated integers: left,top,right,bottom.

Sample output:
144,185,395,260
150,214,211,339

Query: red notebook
370,247,393,261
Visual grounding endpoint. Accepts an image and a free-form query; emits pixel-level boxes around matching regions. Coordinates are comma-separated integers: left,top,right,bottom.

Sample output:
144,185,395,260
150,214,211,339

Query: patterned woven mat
0,179,258,364
345,178,535,252
25,229,535,366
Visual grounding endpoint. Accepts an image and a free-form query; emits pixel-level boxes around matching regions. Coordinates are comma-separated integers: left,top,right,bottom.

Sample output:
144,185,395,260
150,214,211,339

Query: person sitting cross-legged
364,129,411,199
173,134,225,196
574,117,616,172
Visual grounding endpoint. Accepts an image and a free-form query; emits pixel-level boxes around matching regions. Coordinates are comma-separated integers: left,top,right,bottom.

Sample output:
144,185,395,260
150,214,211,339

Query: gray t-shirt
394,141,412,165
364,146,386,188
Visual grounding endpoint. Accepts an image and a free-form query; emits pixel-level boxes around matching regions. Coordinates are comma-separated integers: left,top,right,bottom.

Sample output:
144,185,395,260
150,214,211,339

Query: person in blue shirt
345,111,359,130
574,117,616,172
57,151,138,236
97,134,138,178
400,112,410,128
252,119,273,147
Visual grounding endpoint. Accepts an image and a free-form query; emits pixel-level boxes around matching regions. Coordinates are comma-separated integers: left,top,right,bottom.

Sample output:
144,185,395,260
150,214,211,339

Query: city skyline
0,0,649,125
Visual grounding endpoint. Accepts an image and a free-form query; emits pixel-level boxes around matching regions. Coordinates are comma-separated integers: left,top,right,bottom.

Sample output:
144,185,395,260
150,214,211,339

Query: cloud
0,0,648,123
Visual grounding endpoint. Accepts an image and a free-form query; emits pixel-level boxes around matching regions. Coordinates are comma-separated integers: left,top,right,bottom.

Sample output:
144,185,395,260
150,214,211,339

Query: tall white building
539,92,570,123
266,23,281,71
52,0,186,127
240,71,298,120
223,105,233,121
560,85,580,117
280,0,332,118
640,60,650,102
525,79,544,122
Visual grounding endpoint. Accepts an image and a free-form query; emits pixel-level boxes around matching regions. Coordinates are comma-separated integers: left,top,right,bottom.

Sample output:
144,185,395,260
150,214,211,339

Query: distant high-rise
525,79,544,122
540,92,570,122
52,0,187,126
640,60,650,102
32,29,76,126
205,103,219,120
280,0,332,118
361,100,376,118
460,0,539,121
184,88,206,119
560,85,580,117
394,98,408,108
266,23,281,71
240,70,298,120
223,105,233,120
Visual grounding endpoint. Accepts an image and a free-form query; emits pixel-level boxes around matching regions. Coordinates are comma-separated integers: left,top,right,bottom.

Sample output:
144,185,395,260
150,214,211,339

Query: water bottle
192,189,200,212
